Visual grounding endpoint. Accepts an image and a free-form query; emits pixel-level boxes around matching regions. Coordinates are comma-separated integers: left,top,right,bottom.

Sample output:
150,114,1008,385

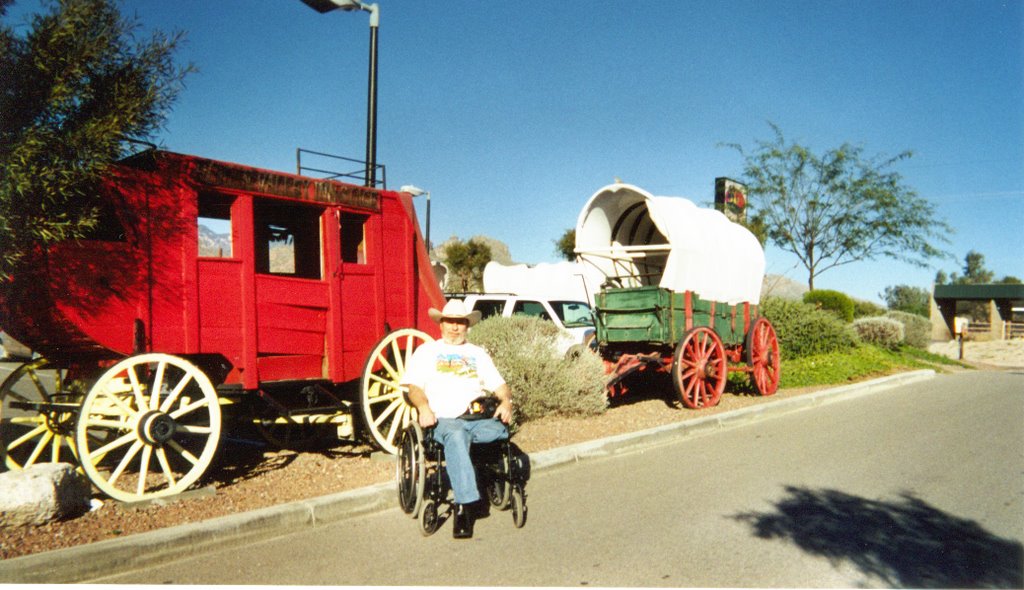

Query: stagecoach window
197,193,233,257
254,201,322,279
340,212,368,264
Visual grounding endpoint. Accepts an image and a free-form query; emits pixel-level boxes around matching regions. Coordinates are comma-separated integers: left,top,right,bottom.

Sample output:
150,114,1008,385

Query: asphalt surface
0,370,937,583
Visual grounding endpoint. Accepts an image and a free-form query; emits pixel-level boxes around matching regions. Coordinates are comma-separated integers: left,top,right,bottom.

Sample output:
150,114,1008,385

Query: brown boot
453,503,474,539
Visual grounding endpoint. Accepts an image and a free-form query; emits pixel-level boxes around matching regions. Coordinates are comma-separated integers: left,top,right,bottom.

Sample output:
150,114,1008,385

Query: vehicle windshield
550,301,594,328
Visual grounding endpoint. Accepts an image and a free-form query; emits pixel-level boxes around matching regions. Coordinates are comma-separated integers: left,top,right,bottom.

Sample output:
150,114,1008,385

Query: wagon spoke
26,370,51,401
374,353,399,382
366,386,402,404
169,397,210,420
127,366,148,413
82,417,129,430
8,423,47,451
390,338,406,374
166,439,200,466
87,431,136,461
137,445,153,496
383,406,404,448
150,362,167,411
97,389,139,418
108,440,144,487
176,424,213,435
156,447,177,487
23,429,54,468
159,372,193,413
367,372,401,391
373,397,404,428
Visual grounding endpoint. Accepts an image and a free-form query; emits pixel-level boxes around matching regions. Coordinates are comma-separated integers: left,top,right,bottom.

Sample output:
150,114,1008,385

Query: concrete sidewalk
0,370,936,583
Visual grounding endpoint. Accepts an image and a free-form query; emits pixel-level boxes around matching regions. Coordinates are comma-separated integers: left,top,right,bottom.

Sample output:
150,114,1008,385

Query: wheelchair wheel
419,499,441,536
511,485,527,528
396,423,425,518
485,448,512,509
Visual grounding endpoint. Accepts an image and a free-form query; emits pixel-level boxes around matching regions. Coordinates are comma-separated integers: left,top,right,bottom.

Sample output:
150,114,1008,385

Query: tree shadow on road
732,486,1023,588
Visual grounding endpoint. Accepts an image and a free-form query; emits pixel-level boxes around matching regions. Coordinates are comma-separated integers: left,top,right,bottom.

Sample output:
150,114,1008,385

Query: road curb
0,369,936,583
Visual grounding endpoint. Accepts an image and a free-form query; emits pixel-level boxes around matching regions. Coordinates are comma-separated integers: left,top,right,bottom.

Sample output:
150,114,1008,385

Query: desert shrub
802,289,855,322
853,299,886,319
886,310,932,349
761,296,859,358
468,315,607,425
852,317,904,349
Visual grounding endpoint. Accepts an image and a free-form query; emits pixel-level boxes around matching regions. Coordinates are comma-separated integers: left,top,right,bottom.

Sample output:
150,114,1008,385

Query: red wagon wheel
359,329,433,454
671,326,726,409
746,317,781,396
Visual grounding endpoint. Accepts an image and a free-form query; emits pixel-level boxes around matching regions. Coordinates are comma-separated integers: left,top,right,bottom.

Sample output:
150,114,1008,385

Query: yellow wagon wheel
0,359,82,471
359,329,433,454
74,354,222,502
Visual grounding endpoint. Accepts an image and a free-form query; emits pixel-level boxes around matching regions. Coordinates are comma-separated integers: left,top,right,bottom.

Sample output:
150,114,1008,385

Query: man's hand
418,405,437,428
492,384,513,424
406,384,436,428
493,398,512,424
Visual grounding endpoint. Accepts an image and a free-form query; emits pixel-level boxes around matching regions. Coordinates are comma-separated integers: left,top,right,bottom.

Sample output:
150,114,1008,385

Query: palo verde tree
0,0,192,276
442,237,492,292
554,228,575,261
724,123,952,290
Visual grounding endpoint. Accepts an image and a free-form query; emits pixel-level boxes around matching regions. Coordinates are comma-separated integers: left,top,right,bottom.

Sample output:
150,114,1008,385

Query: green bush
761,296,859,358
802,289,855,322
852,317,904,349
468,315,607,426
853,299,886,319
885,310,932,349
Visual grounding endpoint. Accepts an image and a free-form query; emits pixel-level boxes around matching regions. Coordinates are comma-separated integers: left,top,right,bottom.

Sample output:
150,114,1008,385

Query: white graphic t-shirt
400,340,506,419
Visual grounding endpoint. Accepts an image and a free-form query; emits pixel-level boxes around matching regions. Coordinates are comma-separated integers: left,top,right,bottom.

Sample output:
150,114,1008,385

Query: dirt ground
2,340,1019,561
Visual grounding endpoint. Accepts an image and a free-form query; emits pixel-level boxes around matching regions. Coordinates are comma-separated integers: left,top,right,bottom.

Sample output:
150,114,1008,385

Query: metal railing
296,148,386,189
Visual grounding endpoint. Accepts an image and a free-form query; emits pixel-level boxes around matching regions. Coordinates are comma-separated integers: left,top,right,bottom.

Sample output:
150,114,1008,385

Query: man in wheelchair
401,299,513,538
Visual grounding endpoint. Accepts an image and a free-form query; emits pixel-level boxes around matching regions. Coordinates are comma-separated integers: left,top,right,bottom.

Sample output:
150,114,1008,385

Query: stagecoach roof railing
296,147,387,189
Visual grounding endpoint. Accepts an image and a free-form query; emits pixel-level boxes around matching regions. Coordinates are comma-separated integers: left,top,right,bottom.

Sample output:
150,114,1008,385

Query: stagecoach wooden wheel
359,329,433,454
74,354,222,502
0,359,81,471
746,317,781,396
671,326,727,409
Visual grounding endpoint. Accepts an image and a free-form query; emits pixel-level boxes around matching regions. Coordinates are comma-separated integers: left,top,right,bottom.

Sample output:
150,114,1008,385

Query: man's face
440,318,469,344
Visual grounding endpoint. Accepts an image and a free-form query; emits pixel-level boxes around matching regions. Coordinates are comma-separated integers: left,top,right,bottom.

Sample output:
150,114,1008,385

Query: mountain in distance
198,224,231,257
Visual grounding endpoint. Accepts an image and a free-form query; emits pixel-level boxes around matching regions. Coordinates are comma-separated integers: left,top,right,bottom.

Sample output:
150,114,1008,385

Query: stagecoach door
195,194,329,386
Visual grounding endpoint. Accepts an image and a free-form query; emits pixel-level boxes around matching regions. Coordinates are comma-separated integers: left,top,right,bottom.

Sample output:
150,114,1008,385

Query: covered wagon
575,183,780,409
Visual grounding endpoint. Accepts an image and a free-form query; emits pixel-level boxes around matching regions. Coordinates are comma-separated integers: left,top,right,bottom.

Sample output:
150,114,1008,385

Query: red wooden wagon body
0,150,442,501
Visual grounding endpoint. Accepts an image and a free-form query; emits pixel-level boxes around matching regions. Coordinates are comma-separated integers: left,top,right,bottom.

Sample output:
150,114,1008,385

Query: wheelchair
396,421,528,536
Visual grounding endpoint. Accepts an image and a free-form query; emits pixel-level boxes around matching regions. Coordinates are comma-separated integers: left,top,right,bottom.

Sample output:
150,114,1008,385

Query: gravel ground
5,340,1017,561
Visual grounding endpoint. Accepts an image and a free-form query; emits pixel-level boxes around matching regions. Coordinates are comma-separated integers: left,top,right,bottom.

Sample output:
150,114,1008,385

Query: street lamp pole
364,4,379,187
301,0,380,187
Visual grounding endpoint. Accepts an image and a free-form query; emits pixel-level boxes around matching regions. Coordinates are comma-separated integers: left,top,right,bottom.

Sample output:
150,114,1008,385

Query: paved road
96,370,1024,587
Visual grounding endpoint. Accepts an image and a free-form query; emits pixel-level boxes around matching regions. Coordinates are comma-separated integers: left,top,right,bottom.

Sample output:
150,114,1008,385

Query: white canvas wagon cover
574,183,764,305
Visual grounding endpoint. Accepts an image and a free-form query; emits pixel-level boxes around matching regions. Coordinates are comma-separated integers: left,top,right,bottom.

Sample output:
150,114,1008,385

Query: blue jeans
432,418,509,504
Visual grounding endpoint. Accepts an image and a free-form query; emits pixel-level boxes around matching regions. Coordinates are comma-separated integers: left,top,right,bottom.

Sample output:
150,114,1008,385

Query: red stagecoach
0,149,442,501
574,183,781,409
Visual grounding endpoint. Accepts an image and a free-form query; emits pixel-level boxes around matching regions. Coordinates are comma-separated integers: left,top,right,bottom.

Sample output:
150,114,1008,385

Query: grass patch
780,345,962,389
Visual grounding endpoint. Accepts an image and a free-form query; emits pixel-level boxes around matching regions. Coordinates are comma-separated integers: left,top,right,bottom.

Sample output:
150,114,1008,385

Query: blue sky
8,0,1024,303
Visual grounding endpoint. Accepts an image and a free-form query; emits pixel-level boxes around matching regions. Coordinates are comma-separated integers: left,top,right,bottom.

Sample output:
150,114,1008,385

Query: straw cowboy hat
428,299,482,326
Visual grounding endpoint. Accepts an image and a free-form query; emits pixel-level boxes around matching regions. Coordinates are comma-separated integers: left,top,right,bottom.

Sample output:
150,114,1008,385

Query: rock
0,463,91,527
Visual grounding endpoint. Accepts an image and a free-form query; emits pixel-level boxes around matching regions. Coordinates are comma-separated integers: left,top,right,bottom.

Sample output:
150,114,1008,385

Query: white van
457,294,595,357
